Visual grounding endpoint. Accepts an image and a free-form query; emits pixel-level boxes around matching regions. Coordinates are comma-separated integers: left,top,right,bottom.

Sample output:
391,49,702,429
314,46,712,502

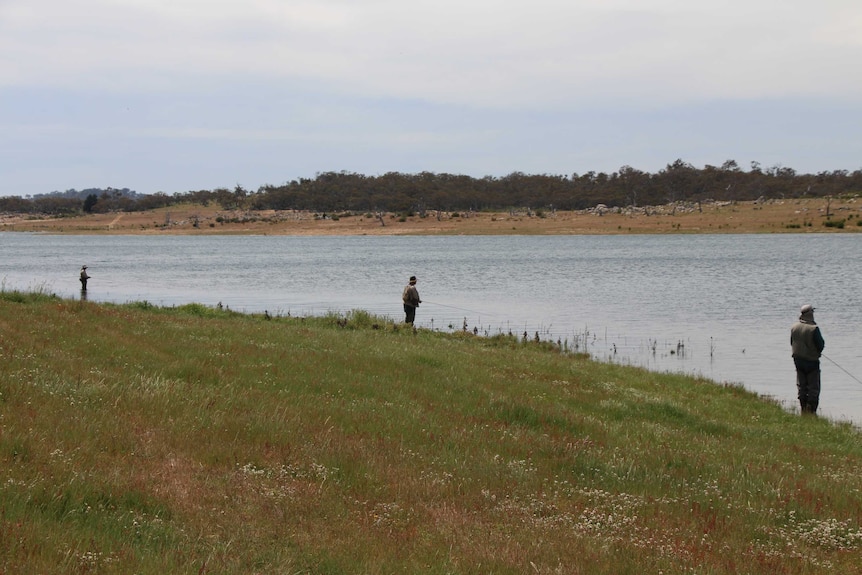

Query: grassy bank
2,292,861,574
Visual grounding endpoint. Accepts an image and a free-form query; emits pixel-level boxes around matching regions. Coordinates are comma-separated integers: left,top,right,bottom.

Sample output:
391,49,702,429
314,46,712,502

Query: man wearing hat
402,276,421,324
790,304,826,414
79,265,90,291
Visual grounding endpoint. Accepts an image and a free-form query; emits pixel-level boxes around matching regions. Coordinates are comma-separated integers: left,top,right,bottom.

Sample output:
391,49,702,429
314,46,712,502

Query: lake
2,232,861,425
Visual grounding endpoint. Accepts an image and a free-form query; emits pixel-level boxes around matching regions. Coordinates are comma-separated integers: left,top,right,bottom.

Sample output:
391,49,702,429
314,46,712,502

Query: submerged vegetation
2,291,862,573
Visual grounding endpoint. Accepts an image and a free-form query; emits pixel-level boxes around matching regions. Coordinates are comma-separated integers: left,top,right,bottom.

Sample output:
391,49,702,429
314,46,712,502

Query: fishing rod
822,354,862,386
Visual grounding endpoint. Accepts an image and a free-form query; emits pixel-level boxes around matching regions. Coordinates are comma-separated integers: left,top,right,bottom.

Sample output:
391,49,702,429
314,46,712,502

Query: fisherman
79,265,90,291
790,304,825,415
402,275,421,324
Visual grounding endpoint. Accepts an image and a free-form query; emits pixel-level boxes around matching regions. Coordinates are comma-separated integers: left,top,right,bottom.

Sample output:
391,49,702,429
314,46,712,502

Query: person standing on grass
791,304,825,415
402,275,421,324
79,265,90,291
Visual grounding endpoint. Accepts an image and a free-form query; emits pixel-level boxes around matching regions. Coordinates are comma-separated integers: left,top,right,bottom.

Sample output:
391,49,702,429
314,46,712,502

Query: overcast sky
1,0,861,197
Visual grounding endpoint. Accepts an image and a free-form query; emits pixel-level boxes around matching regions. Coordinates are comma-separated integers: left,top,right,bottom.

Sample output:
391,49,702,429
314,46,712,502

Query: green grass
2,291,862,574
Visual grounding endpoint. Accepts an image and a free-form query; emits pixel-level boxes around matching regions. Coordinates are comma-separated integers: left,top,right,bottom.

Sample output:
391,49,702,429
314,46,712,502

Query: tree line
3,160,860,216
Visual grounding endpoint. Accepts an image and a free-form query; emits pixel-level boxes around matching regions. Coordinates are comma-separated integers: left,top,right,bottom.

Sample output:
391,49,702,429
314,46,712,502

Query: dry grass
2,294,862,573
2,197,860,235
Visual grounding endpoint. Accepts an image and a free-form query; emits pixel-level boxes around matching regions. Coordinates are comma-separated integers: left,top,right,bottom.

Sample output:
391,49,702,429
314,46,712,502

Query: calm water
2,233,861,425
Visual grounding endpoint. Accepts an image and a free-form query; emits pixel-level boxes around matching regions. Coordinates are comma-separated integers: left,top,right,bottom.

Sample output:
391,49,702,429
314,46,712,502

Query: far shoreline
2,197,860,236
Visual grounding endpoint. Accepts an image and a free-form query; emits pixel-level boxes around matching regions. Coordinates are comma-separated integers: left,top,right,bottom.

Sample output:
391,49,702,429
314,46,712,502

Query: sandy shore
2,198,860,235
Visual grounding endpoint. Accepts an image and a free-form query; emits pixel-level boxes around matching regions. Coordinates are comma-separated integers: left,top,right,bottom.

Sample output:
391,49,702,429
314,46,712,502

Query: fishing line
421,299,499,317
422,299,492,315
822,354,862,386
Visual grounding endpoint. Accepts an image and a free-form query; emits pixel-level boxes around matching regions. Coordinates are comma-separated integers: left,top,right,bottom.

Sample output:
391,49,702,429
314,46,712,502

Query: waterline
2,232,860,425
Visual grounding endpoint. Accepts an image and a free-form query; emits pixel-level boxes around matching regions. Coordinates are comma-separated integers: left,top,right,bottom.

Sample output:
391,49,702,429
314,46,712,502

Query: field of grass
2,291,862,574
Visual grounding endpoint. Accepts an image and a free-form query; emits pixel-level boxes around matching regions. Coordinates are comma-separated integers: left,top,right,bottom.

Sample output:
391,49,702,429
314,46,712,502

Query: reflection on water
2,232,861,425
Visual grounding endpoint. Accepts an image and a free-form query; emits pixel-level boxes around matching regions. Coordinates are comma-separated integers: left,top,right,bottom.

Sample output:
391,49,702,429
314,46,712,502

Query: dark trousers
794,358,821,414
404,304,416,324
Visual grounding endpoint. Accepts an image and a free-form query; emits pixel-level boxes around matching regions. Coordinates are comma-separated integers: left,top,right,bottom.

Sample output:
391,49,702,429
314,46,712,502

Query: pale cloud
1,0,861,196
3,0,861,106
